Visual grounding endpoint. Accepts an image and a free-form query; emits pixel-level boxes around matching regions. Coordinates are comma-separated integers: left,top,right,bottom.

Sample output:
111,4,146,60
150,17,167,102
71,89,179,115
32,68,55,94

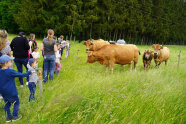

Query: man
10,32,30,87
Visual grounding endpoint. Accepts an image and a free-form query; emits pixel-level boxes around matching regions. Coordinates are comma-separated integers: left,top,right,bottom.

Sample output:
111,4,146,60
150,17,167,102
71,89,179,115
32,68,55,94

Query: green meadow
0,34,185,124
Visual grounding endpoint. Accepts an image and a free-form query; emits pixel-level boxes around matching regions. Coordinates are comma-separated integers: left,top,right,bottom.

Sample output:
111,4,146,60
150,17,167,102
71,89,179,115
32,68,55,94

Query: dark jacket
10,36,30,58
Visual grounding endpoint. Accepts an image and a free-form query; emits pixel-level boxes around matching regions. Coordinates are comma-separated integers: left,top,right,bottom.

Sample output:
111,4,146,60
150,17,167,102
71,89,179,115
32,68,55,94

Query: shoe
6,118,11,123
26,82,29,85
12,115,22,122
20,85,23,88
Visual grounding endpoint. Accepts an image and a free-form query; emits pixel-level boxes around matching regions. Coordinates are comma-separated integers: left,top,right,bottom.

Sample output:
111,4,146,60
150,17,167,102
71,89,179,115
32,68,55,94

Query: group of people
0,29,70,122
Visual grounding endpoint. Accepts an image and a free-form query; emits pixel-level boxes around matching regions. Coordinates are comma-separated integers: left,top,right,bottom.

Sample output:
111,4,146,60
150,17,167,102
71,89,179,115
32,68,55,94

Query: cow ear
160,45,163,49
83,41,86,45
152,44,155,49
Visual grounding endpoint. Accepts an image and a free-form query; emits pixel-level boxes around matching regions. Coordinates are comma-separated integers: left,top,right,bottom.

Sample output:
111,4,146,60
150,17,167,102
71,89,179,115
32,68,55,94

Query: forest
0,0,185,44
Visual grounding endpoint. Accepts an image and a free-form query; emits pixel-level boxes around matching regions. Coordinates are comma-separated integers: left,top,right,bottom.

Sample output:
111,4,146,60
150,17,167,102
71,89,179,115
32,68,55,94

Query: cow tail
139,51,141,55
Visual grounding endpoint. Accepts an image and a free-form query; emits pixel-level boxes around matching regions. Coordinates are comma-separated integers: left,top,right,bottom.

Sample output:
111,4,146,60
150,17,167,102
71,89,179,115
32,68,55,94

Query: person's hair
48,29,54,45
56,43,60,46
53,35,57,40
0,62,6,67
0,29,8,50
19,32,26,37
29,33,35,40
33,46,38,51
60,35,64,39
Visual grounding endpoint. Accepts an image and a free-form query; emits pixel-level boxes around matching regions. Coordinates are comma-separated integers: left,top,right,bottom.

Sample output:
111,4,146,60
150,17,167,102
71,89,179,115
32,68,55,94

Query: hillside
0,35,185,123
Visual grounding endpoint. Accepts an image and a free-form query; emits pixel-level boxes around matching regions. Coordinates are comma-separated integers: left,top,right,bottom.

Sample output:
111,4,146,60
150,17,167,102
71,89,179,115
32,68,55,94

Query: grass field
0,34,185,124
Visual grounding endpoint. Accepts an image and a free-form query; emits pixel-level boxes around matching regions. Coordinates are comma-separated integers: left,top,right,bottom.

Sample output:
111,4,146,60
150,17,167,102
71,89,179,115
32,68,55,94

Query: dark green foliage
0,0,185,44
0,0,20,33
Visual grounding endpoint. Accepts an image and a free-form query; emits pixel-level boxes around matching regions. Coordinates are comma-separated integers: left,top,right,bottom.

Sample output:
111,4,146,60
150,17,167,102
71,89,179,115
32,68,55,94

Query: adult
0,29,11,56
10,32,30,87
41,29,57,83
28,33,37,58
0,29,11,100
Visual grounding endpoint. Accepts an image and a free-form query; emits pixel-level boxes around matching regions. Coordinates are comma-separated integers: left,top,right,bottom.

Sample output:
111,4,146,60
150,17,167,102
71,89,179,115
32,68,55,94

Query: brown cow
143,49,154,70
84,39,109,51
152,44,170,67
87,44,140,72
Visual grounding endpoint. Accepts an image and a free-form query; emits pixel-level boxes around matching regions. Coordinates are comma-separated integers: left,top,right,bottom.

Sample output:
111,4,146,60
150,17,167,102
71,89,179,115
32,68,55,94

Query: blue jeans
43,55,56,83
28,82,36,102
3,95,20,119
14,58,29,85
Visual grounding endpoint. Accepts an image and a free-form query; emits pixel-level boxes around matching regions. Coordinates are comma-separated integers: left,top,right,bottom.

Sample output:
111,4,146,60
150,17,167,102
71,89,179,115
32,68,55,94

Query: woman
28,33,37,58
0,29,11,101
41,29,57,83
0,29,11,57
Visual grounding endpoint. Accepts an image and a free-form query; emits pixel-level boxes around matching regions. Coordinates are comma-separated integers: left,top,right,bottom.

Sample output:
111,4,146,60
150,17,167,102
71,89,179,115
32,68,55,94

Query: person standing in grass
0,29,11,57
10,32,30,87
0,55,32,122
27,58,38,102
54,43,61,75
65,40,70,58
58,35,65,58
0,29,12,101
40,29,57,83
28,33,37,59
0,29,12,67
32,47,40,69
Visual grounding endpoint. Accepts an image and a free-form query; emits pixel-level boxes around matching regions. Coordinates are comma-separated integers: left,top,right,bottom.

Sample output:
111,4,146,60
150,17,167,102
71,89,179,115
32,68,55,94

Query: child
58,35,65,58
53,36,57,43
65,40,70,58
54,43,61,75
27,58,38,102
32,47,40,60
32,47,40,69
0,55,32,122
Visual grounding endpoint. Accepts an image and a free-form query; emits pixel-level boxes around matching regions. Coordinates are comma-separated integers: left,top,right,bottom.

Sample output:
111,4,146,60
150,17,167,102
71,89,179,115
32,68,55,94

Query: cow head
84,40,94,52
144,49,154,59
87,51,96,63
152,44,163,56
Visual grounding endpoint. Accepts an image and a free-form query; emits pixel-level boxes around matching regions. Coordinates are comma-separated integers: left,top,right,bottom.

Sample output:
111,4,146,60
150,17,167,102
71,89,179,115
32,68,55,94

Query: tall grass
0,35,185,124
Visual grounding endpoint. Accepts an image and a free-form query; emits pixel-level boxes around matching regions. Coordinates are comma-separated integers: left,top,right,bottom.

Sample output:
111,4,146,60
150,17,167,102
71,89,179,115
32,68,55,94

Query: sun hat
0,55,14,64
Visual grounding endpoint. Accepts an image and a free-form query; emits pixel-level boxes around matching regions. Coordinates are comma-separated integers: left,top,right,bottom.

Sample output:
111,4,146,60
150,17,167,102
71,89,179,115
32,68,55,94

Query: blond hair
0,29,8,50
48,29,54,45
29,33,35,40
60,35,64,39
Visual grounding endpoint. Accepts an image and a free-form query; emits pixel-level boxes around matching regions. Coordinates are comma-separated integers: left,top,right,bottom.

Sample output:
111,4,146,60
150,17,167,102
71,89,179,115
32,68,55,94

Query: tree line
0,0,185,45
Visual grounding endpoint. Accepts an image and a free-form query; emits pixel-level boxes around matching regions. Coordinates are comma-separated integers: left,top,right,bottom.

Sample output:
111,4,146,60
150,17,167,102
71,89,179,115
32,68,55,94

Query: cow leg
105,65,109,72
155,60,158,67
109,62,114,73
133,61,137,71
158,61,161,66
143,61,146,70
130,63,132,71
165,60,168,65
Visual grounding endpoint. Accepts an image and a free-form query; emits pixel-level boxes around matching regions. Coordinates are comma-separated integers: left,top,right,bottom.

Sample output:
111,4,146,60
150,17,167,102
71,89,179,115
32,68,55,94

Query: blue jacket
0,68,31,97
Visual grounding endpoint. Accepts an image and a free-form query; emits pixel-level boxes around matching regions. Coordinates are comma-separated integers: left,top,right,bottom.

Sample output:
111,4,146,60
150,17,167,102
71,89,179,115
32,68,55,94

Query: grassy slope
0,34,185,124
